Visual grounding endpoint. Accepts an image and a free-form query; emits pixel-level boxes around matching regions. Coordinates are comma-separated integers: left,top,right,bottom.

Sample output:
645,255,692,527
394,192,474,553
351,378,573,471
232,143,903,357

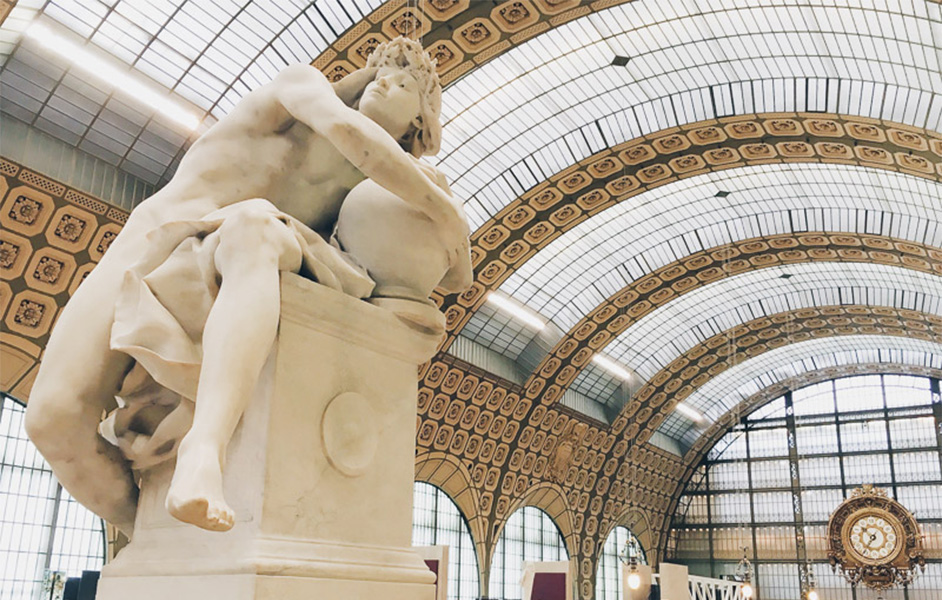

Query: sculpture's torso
126,82,364,240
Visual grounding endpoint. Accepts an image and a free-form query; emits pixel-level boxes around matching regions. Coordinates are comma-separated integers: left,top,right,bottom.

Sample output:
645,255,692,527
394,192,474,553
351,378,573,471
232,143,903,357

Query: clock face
845,510,903,564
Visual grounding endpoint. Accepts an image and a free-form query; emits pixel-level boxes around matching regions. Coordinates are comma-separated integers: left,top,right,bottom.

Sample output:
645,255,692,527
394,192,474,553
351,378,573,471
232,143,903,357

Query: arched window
488,506,568,599
596,525,648,600
670,374,942,600
412,482,480,600
0,394,106,597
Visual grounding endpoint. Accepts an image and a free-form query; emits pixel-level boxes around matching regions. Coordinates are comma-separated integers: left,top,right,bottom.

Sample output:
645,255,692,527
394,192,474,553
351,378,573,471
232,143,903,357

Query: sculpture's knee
215,207,299,274
24,387,78,459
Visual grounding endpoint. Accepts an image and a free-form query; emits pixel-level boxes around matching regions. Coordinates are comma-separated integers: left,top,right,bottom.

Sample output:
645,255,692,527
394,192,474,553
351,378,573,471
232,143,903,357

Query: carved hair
366,37,442,157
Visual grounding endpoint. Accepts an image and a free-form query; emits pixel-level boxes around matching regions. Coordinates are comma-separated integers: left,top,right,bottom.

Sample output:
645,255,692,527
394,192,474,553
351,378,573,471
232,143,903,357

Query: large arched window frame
0,394,107,598
670,374,942,600
488,506,569,600
412,482,480,600
596,525,648,600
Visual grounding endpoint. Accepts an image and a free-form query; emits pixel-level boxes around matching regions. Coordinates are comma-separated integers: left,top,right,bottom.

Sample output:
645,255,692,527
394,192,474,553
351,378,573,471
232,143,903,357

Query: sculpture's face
359,67,422,143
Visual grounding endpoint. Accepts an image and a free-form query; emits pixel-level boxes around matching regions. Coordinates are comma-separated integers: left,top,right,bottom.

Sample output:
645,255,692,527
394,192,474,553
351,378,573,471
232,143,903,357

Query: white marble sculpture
26,37,471,537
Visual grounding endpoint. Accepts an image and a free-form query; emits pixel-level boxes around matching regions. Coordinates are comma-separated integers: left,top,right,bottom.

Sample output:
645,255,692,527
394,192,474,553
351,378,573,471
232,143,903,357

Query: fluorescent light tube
675,402,706,423
592,353,633,381
27,21,201,131
486,292,545,330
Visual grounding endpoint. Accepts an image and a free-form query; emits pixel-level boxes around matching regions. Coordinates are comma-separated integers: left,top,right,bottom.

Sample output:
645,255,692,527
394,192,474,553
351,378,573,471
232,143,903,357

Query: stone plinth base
97,273,438,600
99,573,434,600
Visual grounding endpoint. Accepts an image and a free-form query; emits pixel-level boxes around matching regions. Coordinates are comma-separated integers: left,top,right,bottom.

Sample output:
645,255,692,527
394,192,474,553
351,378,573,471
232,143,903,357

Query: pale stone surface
658,563,690,600
25,36,470,537
96,275,437,599
414,545,449,600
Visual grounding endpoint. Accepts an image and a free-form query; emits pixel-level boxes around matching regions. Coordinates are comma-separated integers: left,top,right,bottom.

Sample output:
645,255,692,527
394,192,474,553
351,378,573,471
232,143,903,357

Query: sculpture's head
359,37,442,157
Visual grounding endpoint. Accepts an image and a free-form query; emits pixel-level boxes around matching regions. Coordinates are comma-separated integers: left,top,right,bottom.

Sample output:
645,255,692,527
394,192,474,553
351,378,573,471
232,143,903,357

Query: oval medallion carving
322,392,378,477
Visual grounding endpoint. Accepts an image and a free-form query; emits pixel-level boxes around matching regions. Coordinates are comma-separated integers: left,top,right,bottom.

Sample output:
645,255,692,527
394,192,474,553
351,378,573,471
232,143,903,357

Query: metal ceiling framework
540,255,942,444
463,164,942,415
1,0,941,593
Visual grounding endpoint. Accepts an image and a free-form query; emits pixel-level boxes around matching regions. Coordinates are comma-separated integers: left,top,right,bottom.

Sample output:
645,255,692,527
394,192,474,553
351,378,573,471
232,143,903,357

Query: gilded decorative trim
432,115,942,353
524,233,942,407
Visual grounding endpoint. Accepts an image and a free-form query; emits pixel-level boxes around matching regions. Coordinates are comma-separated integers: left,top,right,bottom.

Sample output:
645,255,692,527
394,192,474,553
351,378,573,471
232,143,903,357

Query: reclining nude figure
26,38,470,534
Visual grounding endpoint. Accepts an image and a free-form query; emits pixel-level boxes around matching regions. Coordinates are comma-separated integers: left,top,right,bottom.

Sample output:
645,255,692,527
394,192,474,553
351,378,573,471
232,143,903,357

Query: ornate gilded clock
827,485,926,591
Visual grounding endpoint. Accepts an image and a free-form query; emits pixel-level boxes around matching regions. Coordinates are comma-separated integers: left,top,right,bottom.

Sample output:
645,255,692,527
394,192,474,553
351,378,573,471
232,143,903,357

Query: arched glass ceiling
0,0,382,183
437,0,942,228
569,262,942,405
658,335,942,447
606,263,942,381
19,0,381,113
461,164,942,359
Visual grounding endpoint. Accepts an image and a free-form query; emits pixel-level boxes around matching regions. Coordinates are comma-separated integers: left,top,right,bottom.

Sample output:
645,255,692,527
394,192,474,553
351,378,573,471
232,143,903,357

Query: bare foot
166,442,234,532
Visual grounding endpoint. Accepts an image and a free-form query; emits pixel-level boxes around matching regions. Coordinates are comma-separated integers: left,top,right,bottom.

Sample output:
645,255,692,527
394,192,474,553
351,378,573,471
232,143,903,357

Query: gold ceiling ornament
827,484,926,591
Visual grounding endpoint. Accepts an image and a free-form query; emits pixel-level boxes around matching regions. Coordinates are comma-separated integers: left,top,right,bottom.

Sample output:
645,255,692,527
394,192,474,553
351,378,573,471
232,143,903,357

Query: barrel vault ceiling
1,0,941,594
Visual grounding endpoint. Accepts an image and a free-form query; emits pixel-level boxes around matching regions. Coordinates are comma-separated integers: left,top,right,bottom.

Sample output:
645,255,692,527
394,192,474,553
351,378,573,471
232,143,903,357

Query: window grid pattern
488,507,568,600
595,525,648,600
437,1,942,230
0,395,106,600
412,482,480,600
671,375,942,600
662,336,942,447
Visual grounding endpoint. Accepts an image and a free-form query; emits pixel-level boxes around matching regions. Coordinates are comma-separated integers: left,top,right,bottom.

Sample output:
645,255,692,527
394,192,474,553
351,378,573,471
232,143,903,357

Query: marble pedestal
97,273,438,600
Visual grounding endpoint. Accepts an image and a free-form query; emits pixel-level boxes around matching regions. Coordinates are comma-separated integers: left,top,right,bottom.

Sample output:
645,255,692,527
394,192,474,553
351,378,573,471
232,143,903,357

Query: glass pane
889,417,937,449
793,382,835,416
748,428,789,458
798,457,841,487
670,374,942,598
795,424,839,455
839,420,888,453
0,395,106,598
488,506,567,599
834,375,885,412
842,454,892,487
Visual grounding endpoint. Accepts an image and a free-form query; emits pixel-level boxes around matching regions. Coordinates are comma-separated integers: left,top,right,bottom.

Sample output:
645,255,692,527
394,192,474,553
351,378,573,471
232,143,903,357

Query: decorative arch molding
0,2,13,28
0,158,128,402
312,0,942,93
615,306,942,445
313,0,619,86
434,114,942,349
602,506,654,565
494,481,577,554
524,232,942,408
414,451,486,549
414,450,488,591
485,481,577,596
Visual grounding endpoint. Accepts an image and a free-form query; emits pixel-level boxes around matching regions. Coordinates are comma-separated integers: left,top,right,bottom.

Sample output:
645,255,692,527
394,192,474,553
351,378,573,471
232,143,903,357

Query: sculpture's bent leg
26,257,138,535
166,207,302,532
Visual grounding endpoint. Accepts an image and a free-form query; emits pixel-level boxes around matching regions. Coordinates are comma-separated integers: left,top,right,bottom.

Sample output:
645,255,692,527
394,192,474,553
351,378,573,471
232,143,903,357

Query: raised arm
271,65,468,240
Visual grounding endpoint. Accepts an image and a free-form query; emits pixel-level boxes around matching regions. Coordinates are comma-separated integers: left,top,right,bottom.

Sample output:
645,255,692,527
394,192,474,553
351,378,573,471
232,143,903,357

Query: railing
688,575,744,600
651,573,745,600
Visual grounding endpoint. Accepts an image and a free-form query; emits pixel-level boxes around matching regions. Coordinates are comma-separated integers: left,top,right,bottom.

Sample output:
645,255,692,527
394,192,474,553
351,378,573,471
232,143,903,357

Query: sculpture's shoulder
267,63,333,96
